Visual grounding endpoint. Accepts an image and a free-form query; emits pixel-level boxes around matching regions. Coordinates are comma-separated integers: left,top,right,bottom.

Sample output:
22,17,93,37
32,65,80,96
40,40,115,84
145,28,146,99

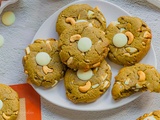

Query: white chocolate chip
113,33,127,47
2,11,16,26
0,35,4,47
76,20,88,23
87,10,94,18
78,37,92,52
77,69,93,81
144,116,156,120
0,100,3,110
36,52,51,66
92,84,99,89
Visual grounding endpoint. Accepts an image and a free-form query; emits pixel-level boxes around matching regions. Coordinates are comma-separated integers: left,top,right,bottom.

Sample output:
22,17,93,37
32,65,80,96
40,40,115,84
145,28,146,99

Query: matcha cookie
64,60,112,103
56,4,106,35
137,110,160,120
105,16,152,66
0,84,19,120
23,39,66,88
58,22,109,71
112,63,160,100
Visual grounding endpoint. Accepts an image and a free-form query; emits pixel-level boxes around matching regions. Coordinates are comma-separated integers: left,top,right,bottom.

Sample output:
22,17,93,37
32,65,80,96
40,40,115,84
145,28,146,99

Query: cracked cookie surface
64,60,112,103
105,16,152,66
137,110,160,120
0,84,19,120
112,63,160,100
23,39,66,88
56,4,106,35
58,22,109,71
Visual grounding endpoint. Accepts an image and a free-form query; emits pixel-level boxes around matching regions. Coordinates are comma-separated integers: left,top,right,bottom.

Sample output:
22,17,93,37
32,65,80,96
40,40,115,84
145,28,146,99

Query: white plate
32,0,157,111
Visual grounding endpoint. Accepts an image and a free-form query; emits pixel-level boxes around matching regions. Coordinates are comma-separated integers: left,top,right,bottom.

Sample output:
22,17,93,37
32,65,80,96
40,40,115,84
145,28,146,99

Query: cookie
58,22,109,71
105,16,152,66
64,60,112,103
137,110,160,120
112,63,160,100
23,39,66,88
0,84,19,120
56,4,106,35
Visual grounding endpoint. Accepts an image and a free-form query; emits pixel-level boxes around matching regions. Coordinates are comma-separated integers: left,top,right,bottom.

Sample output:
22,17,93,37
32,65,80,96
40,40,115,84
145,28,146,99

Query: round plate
32,0,157,111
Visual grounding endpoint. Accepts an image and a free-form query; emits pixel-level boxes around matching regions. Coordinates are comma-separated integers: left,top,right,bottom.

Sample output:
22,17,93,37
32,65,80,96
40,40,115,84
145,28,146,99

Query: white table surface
0,0,160,120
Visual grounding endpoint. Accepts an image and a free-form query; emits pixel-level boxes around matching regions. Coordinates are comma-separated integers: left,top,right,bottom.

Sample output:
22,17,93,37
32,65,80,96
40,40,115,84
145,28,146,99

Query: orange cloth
10,83,41,120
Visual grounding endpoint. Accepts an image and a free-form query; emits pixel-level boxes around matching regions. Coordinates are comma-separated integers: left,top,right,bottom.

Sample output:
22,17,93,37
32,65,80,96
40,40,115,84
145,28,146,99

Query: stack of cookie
22,3,160,104
56,4,113,103
57,4,114,103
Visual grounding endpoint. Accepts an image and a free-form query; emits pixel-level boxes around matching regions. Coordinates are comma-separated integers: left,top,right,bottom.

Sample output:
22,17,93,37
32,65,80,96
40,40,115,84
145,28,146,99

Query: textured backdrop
0,0,160,119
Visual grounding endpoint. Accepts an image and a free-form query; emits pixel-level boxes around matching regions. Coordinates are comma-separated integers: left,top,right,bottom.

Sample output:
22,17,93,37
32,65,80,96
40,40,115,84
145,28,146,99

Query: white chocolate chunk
124,78,130,85
92,84,99,89
0,35,4,47
88,23,93,27
136,83,142,88
108,64,111,70
51,80,58,87
101,74,108,81
87,10,94,18
0,100,3,110
77,69,93,81
126,47,138,53
76,20,88,23
78,37,92,52
113,33,127,47
2,11,16,26
101,17,105,21
144,116,156,120
103,81,109,88
111,21,120,26
120,28,125,32
25,47,30,54
36,52,51,66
